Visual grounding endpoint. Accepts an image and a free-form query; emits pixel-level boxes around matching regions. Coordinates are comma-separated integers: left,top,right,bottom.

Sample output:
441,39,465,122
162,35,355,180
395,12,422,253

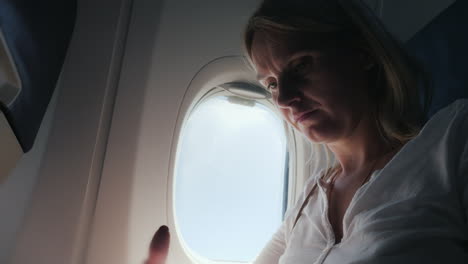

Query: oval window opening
174,95,288,262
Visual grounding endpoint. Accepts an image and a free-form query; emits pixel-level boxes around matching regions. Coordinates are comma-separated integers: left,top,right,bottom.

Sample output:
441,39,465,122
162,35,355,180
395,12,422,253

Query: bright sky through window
174,96,288,262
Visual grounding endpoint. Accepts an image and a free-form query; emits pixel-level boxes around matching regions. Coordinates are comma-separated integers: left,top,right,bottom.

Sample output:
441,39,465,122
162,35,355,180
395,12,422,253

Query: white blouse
254,99,468,264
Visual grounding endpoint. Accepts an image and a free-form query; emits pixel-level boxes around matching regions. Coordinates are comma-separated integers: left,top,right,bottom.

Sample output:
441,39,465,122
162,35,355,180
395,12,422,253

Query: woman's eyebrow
287,51,313,64
255,51,314,81
280,52,311,72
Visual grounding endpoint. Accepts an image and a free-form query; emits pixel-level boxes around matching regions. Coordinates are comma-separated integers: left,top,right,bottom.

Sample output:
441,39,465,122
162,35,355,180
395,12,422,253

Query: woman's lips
294,109,319,123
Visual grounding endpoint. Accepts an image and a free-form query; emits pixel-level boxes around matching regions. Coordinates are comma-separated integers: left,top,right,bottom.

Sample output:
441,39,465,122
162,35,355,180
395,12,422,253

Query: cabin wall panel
0,82,59,264
88,0,261,263
7,0,133,263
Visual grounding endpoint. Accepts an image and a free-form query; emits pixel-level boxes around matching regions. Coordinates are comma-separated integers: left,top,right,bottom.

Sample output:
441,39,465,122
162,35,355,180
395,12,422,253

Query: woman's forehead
251,30,341,77
251,31,286,75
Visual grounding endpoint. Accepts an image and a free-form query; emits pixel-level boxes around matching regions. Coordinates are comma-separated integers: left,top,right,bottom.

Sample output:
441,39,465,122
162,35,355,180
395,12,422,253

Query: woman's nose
276,77,302,108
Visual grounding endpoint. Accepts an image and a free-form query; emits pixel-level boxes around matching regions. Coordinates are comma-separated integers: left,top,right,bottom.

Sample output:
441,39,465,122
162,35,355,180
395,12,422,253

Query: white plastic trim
0,111,22,185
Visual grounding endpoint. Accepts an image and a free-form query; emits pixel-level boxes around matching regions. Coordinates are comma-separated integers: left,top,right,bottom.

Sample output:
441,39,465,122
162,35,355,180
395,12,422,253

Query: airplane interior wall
0,83,59,264
85,1,262,263
2,0,133,263
0,0,459,264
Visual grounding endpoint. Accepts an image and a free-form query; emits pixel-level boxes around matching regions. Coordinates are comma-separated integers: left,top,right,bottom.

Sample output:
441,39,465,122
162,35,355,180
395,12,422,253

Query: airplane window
174,95,288,262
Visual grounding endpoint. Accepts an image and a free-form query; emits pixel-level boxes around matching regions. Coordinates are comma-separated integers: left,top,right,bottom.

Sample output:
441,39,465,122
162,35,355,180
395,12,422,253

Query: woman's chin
301,125,341,144
304,134,332,144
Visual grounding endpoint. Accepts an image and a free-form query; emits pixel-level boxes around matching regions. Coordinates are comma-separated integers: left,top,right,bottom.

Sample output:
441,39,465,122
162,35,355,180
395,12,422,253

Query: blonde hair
243,0,432,147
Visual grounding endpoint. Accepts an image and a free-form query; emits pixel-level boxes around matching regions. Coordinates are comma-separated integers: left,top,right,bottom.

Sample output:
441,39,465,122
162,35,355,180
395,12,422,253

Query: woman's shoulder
419,99,468,139
439,99,468,194
420,99,468,181
415,99,468,153
427,99,468,124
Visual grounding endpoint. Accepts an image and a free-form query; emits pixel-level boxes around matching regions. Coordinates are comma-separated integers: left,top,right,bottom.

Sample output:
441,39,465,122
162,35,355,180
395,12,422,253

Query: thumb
146,225,170,264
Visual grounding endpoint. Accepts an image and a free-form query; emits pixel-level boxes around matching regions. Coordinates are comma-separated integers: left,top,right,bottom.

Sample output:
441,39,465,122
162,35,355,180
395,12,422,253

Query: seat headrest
406,0,468,118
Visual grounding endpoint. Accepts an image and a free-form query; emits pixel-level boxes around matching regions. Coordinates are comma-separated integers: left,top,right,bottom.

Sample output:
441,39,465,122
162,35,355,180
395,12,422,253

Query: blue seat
0,0,76,152
406,0,468,119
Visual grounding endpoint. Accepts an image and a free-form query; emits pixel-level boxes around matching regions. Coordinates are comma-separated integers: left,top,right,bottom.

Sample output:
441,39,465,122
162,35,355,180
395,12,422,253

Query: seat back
406,0,468,118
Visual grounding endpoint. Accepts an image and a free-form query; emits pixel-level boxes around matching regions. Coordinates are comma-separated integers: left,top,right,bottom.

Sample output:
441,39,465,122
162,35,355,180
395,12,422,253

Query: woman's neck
327,115,398,175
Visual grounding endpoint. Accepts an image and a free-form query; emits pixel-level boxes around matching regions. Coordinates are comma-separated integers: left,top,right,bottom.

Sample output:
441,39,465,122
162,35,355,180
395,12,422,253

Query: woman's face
250,30,374,144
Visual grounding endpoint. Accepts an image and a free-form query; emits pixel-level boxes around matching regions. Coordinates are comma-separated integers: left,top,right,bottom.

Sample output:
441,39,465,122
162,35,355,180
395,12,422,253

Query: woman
147,0,468,263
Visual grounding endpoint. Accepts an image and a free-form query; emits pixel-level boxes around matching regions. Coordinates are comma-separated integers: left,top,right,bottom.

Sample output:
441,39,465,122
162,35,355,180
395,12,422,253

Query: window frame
166,56,313,264
174,88,291,262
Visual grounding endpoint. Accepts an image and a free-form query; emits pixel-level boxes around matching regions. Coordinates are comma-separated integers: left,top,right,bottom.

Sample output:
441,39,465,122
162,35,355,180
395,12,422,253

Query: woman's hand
145,225,170,264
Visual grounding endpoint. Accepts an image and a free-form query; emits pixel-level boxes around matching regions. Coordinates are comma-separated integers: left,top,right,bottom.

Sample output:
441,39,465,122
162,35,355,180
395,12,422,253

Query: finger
150,225,170,254
146,226,170,264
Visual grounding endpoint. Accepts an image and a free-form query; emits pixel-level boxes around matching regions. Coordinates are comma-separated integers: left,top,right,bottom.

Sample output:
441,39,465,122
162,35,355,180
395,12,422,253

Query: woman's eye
293,58,312,74
267,81,278,91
